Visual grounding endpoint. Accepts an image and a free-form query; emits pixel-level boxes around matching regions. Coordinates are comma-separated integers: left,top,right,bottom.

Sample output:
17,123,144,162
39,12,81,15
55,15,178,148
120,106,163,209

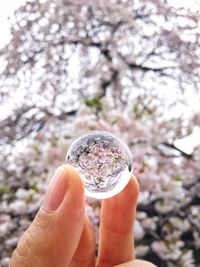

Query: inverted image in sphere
66,131,133,199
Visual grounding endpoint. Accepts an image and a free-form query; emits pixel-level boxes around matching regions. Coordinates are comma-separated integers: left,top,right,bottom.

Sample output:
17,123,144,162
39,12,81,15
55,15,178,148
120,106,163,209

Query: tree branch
162,142,193,159
118,52,176,73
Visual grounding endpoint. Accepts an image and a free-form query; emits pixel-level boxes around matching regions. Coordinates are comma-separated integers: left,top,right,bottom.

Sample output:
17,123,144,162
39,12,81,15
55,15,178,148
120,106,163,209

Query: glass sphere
66,131,133,199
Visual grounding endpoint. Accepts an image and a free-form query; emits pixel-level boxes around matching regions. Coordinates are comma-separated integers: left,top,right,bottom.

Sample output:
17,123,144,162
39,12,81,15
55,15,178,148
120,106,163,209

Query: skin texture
9,164,156,267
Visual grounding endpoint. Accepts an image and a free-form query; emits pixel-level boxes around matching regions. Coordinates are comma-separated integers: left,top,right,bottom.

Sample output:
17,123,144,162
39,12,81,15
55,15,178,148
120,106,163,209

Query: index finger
97,175,139,267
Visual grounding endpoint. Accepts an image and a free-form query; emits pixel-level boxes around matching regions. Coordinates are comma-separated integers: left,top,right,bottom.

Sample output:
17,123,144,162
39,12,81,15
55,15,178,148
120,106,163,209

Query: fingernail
42,166,68,212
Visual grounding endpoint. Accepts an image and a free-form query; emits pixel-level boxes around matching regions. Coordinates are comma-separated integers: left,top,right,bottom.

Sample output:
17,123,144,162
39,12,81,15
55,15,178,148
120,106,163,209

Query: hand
9,164,156,267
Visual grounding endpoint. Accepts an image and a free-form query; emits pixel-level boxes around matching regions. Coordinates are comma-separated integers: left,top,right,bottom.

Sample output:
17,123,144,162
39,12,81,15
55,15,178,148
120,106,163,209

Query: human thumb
9,164,85,267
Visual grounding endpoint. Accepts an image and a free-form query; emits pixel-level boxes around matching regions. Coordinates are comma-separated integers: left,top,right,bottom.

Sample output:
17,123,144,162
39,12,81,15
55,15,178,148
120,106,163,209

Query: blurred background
0,0,200,266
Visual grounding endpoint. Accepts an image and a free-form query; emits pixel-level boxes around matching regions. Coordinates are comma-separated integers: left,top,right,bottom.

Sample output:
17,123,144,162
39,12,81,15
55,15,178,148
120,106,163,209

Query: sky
0,0,200,153
0,0,24,48
168,0,200,10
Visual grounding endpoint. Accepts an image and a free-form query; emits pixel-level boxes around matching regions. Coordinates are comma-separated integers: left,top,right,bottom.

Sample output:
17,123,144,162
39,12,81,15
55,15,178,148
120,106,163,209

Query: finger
69,216,96,267
97,175,139,267
10,164,85,267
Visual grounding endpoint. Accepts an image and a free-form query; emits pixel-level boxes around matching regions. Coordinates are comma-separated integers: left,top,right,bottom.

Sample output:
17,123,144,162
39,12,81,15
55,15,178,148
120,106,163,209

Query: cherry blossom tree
0,0,200,266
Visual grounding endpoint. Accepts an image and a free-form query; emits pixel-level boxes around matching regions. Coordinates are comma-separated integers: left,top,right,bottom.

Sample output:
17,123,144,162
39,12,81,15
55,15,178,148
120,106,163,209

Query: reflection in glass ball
66,131,133,199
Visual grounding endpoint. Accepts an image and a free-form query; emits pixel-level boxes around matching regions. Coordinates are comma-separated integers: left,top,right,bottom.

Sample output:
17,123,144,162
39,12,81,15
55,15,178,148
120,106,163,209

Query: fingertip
59,164,85,211
129,174,140,201
41,164,85,212
100,173,139,236
111,173,139,207
62,164,85,192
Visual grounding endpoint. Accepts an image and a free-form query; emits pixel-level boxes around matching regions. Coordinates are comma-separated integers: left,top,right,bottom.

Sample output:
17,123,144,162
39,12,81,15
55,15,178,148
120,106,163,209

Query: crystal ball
66,131,133,199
